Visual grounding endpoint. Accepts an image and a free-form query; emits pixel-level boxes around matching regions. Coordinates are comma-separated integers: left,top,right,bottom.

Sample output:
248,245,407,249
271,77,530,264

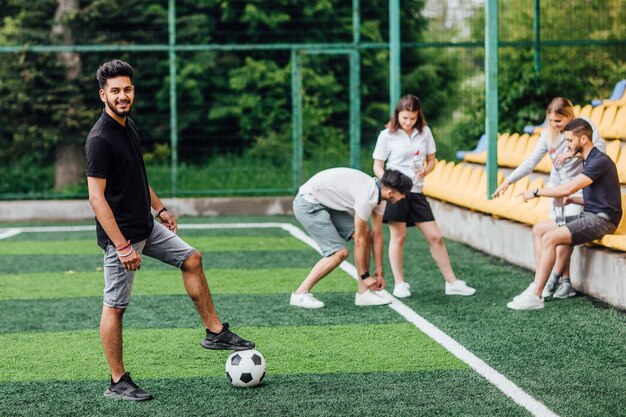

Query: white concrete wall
0,197,294,221
428,198,626,310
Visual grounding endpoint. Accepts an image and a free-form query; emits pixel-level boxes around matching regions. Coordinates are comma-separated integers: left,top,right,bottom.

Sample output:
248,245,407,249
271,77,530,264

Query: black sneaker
200,322,255,351
103,372,153,401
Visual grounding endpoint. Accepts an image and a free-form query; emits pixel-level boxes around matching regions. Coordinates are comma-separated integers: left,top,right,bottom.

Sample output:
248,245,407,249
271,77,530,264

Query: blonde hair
545,97,575,147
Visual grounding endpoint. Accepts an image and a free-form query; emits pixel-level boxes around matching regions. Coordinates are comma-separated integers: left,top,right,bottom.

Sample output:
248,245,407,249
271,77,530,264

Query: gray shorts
293,194,354,256
103,221,197,308
565,212,617,246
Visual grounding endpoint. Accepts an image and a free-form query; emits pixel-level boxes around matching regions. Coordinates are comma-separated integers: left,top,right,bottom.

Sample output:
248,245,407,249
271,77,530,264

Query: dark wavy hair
563,118,593,140
386,94,427,134
380,169,413,195
96,60,135,89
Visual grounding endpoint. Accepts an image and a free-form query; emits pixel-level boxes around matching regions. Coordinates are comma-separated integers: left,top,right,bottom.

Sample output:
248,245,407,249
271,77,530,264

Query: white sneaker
514,282,536,301
507,290,544,310
392,282,411,298
355,290,391,306
290,292,325,309
553,280,576,299
445,280,476,296
541,276,559,299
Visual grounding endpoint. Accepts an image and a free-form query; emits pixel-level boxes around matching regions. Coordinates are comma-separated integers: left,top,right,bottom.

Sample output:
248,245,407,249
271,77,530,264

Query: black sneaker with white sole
104,372,153,401
200,322,255,351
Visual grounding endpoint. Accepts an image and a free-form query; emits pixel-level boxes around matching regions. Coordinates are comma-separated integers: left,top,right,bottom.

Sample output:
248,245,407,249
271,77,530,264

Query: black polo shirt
85,110,153,249
582,147,623,227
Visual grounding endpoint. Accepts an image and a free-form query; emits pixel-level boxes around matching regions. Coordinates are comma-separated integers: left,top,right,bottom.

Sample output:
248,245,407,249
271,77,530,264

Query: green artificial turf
0,323,466,382
1,217,625,417
0,268,352,301
0,371,528,417
0,250,321,274
0,293,407,334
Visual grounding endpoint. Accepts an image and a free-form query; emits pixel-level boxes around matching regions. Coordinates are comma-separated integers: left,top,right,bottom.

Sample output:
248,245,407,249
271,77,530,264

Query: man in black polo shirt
85,60,254,401
507,118,622,311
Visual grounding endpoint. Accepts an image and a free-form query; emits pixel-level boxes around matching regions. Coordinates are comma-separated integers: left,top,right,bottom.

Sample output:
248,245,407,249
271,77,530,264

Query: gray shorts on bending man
293,194,355,257
103,221,197,308
565,211,617,246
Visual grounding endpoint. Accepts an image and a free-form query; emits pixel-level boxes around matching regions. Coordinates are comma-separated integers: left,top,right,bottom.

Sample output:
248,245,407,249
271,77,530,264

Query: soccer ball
225,349,266,387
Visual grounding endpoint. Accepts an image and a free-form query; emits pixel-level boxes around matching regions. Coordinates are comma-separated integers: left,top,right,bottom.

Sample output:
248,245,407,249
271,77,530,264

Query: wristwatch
360,271,370,280
532,188,539,198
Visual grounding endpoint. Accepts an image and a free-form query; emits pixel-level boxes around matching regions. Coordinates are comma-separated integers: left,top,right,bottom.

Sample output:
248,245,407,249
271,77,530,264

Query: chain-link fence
0,0,624,200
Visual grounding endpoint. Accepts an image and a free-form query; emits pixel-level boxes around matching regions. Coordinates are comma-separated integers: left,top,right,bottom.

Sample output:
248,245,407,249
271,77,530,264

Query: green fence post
350,0,361,169
389,0,401,114
485,0,498,197
168,0,178,197
534,0,541,72
291,49,303,191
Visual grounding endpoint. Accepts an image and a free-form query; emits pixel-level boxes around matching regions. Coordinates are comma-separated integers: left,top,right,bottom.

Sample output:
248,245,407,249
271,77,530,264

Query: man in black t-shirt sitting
507,118,622,311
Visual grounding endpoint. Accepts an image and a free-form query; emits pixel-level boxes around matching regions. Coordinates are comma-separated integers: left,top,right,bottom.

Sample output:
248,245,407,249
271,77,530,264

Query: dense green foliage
0,1,624,197
448,0,626,152
0,1,459,197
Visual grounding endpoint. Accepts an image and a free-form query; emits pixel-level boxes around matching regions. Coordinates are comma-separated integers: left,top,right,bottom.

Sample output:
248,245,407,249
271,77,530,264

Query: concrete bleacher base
1,196,624,310
427,197,626,310
0,197,294,221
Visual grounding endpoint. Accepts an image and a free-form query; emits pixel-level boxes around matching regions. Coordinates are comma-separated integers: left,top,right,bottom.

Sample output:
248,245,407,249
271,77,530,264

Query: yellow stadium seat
597,194,626,252
503,133,530,168
491,177,529,219
423,160,455,197
464,150,486,164
518,195,550,225
469,171,504,213
603,105,626,140
573,104,581,116
428,163,465,200
422,159,447,196
449,166,483,208
605,140,621,163
442,164,474,203
508,177,544,224
578,104,592,119
615,145,626,184
499,133,519,165
598,105,618,139
478,173,520,216
459,170,487,209
521,134,539,160
589,105,605,127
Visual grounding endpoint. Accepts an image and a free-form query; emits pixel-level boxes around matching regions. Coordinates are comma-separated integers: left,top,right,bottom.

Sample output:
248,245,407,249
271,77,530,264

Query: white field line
1,221,558,417
0,229,23,240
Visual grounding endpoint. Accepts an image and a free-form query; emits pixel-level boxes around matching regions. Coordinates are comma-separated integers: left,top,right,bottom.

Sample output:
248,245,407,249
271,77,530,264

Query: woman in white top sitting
492,97,605,299
373,94,476,299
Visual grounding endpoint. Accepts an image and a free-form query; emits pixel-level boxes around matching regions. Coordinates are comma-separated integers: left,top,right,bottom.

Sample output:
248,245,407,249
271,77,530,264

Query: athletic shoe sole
289,302,325,309
104,389,153,401
445,290,476,296
506,302,544,310
553,292,576,299
200,340,254,351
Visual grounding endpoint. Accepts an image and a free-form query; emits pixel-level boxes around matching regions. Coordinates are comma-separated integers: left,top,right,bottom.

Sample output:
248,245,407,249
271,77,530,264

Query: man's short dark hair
96,60,135,89
380,169,413,195
563,118,593,140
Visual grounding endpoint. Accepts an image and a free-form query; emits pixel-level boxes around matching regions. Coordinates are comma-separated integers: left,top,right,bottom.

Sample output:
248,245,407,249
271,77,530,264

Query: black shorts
383,192,435,225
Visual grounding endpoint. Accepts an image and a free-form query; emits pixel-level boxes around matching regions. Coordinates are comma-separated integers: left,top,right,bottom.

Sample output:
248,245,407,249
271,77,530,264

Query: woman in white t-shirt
373,94,476,298
492,97,605,299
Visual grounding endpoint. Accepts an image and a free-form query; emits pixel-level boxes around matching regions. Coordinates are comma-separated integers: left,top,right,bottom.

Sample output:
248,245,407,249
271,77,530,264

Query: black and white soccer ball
225,349,266,387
